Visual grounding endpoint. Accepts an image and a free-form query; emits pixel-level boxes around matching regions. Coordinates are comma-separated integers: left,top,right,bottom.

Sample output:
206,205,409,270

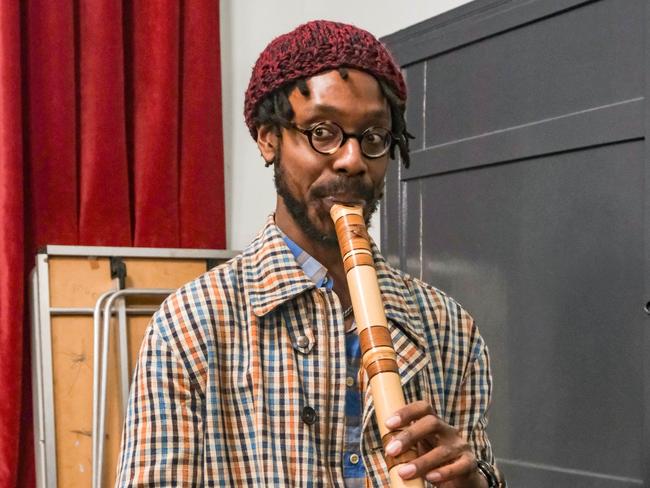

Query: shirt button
301,406,318,425
349,453,360,465
296,335,309,348
346,376,355,387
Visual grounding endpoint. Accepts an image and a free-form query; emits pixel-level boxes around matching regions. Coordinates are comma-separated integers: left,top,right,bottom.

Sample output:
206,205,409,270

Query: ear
256,125,280,165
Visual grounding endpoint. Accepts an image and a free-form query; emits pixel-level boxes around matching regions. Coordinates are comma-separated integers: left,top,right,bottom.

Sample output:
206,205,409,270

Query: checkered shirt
115,215,504,487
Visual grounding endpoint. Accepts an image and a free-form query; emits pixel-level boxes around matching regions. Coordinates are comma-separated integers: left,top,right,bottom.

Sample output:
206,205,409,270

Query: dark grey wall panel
644,1,650,484
381,157,401,269
407,97,644,179
388,0,594,66
401,180,421,278
404,63,425,152
423,0,644,148
382,0,649,485
500,460,643,488
420,142,644,480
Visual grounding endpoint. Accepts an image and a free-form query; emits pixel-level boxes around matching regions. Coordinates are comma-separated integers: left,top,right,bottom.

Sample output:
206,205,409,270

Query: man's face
264,69,391,248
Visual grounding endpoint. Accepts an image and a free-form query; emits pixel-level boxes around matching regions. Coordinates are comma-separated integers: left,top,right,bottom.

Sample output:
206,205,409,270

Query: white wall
220,1,472,250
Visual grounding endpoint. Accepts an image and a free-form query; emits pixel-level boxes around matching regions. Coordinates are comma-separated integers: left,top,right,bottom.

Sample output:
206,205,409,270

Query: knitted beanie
244,20,406,139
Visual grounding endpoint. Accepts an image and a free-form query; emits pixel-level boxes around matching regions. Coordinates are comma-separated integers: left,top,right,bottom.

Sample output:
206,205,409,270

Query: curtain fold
0,1,225,486
0,2,25,486
180,0,226,248
79,0,131,246
24,0,79,250
132,1,181,248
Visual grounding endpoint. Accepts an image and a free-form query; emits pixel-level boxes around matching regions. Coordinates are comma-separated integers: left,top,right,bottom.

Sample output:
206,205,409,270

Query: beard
273,151,381,248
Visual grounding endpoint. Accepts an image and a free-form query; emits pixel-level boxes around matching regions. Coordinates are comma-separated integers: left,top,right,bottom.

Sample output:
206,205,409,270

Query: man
116,20,504,487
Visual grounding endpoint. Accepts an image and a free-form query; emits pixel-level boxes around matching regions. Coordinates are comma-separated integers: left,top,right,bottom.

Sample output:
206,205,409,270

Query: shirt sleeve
115,324,205,487
454,322,506,486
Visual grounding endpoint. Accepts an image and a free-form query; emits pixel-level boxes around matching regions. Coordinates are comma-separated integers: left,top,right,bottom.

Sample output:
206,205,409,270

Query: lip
322,196,366,211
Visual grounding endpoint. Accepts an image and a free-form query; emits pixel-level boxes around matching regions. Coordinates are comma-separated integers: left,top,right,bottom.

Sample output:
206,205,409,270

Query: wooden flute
330,203,423,488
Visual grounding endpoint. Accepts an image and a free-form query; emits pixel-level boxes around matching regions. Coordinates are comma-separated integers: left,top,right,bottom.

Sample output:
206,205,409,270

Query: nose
331,137,367,176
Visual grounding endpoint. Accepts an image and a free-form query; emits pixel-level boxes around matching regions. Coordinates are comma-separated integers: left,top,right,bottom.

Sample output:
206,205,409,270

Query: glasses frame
289,120,395,159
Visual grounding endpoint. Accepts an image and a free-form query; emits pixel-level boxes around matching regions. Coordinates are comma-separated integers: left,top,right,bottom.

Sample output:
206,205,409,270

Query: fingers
385,400,433,429
398,450,476,483
393,444,457,480
385,402,457,457
385,412,444,456
423,452,477,483
384,414,464,465
382,401,477,483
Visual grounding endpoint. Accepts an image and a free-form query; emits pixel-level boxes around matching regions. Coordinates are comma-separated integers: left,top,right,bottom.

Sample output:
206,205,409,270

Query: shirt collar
279,231,332,290
243,216,315,317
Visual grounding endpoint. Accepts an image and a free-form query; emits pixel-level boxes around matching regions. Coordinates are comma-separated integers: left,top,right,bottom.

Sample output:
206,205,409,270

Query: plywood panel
49,257,113,308
51,315,94,486
51,314,140,488
44,253,228,487
123,258,207,289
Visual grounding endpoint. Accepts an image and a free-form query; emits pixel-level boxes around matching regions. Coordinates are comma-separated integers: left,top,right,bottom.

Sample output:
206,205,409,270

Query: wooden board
46,255,216,487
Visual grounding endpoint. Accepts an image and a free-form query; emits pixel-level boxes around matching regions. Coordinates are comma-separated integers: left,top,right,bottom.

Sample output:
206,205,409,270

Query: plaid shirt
116,216,503,487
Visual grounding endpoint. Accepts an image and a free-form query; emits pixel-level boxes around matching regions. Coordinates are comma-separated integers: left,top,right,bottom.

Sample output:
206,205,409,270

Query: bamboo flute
330,203,423,488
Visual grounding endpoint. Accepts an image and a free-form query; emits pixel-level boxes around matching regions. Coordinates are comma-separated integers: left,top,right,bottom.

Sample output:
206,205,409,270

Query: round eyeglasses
289,121,394,159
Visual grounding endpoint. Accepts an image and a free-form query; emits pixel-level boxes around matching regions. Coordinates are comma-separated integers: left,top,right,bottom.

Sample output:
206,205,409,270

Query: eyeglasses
289,120,394,159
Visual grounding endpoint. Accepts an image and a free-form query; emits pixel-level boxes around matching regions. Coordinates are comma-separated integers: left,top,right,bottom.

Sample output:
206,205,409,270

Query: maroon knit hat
244,20,406,139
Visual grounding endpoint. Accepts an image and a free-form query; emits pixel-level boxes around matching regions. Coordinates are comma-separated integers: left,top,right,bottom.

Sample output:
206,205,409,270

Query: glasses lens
361,127,391,157
309,122,342,154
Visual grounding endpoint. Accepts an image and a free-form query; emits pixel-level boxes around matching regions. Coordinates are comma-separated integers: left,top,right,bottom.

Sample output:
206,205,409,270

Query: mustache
310,177,375,201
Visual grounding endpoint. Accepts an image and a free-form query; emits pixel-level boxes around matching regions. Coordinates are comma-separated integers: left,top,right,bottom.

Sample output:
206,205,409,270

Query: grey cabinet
382,1,649,486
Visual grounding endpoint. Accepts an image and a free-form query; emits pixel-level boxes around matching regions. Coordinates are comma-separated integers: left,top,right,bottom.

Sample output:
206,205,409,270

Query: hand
384,401,486,487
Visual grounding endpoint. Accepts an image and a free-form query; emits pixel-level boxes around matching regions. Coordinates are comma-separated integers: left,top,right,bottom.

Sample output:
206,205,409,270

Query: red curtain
0,1,225,486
